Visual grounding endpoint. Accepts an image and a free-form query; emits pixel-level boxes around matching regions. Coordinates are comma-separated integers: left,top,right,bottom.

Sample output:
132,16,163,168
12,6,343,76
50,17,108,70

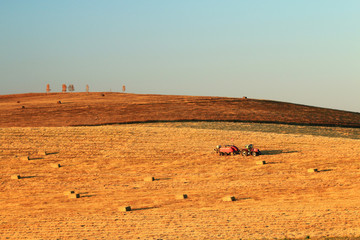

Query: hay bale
64,191,75,195
50,163,61,168
144,176,155,182
38,150,48,156
20,156,30,161
307,168,318,173
69,193,80,199
57,101,62,104
11,175,21,180
256,161,266,165
175,194,188,200
222,196,236,202
119,206,132,212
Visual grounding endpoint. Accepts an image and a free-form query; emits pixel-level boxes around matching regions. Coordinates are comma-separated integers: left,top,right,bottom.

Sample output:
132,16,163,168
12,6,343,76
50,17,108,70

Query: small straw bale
144,176,155,182
38,150,48,156
69,193,80,199
256,161,266,165
119,206,132,212
50,163,61,168
222,196,236,202
175,194,188,200
307,168,319,173
11,175,21,180
64,191,75,196
20,156,30,161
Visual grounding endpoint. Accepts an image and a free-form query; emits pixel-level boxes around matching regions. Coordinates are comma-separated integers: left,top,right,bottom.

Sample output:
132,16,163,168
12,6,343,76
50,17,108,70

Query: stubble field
1,122,360,239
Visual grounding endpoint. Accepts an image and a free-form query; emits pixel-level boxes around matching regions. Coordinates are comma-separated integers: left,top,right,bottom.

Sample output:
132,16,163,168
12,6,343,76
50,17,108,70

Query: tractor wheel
242,150,247,156
252,151,257,157
232,152,236,156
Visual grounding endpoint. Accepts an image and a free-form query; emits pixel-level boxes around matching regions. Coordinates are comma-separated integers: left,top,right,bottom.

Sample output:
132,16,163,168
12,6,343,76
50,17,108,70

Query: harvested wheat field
1,121,360,239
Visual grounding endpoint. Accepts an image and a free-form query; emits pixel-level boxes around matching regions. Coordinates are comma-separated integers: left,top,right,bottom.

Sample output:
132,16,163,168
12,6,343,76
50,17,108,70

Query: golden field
1,122,360,239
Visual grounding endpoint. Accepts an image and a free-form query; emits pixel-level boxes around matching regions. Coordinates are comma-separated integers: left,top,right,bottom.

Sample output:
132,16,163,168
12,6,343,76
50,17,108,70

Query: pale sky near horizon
1,1,359,112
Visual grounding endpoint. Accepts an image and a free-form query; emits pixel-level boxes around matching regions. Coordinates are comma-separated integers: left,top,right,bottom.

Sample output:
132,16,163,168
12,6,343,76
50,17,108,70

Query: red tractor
214,145,240,156
241,144,261,156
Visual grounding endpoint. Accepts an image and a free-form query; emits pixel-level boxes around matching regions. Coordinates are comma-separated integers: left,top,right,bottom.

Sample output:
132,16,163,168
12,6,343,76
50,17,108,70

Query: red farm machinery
215,144,261,156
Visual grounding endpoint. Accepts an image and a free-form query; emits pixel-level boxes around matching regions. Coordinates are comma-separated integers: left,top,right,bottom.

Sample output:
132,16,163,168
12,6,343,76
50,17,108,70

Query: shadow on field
237,197,252,201
132,206,157,211
261,150,298,155
318,169,333,172
29,157,44,160
20,176,38,179
46,152,59,155
78,192,96,198
80,195,96,198
155,178,171,181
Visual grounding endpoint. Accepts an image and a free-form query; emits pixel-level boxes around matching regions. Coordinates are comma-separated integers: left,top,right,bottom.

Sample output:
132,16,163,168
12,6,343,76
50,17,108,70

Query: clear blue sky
1,1,359,112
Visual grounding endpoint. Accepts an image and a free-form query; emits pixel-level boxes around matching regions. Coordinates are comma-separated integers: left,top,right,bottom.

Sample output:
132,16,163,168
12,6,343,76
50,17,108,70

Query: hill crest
0,92,359,128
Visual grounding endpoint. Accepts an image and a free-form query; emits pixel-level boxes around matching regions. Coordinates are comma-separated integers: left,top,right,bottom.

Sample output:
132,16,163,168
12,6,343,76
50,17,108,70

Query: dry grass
0,122,360,239
0,92,359,128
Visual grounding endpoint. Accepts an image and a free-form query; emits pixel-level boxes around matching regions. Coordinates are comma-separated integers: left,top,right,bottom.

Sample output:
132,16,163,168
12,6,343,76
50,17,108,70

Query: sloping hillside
1,123,360,239
0,92,359,127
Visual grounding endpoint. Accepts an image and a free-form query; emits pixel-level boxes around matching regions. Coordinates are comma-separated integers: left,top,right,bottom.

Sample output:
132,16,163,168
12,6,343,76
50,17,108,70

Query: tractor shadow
261,150,298,156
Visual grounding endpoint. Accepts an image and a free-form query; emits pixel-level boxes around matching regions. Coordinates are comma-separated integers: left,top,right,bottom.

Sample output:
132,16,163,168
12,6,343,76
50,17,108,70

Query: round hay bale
119,206,132,212
256,161,266,165
175,194,188,200
307,168,318,173
69,193,80,199
38,150,48,156
64,191,75,196
57,101,62,104
50,163,61,168
11,175,21,180
144,176,155,182
222,196,236,202
20,156,30,161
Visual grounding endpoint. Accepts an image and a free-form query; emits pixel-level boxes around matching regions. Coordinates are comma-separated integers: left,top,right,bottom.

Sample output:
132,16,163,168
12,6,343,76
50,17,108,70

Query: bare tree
62,84,67,93
122,85,126,93
68,84,74,92
86,84,89,94
46,84,51,93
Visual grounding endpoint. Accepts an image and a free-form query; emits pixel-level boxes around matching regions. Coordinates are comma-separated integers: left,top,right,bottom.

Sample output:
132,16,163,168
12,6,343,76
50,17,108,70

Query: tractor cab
245,144,253,150
242,144,261,156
